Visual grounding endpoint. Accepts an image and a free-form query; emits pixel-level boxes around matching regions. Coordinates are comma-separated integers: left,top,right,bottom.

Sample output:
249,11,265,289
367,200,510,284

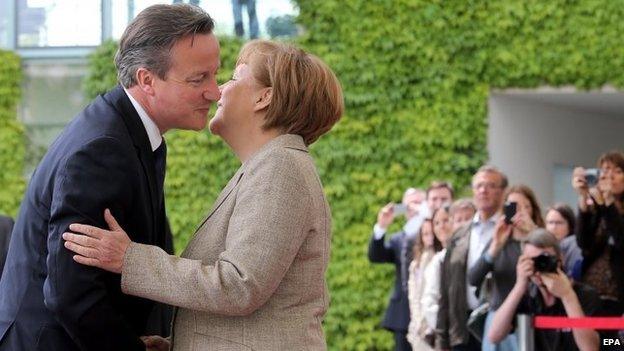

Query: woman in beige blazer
62,40,343,351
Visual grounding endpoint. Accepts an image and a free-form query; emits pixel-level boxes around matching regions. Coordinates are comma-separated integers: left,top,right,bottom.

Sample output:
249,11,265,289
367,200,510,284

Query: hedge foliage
80,1,624,349
0,50,25,217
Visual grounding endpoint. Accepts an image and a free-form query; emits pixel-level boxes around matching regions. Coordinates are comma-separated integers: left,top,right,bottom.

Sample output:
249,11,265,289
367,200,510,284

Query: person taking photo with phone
572,150,624,317
368,188,426,351
468,184,544,351
488,229,600,351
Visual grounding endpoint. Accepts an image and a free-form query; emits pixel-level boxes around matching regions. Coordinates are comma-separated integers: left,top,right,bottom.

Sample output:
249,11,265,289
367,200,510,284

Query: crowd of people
368,150,624,351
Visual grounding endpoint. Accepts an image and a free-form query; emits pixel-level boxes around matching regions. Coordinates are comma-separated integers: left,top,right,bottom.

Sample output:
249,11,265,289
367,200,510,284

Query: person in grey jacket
436,166,507,351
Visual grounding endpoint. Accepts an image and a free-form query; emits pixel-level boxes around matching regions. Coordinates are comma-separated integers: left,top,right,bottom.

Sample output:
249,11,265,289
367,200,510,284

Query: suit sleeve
45,137,144,351
603,204,624,250
368,232,396,263
467,255,493,288
575,207,599,251
435,245,451,350
121,152,316,316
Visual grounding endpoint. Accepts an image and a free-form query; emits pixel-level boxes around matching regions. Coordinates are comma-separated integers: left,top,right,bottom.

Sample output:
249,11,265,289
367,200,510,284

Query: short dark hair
473,165,508,189
524,228,562,258
546,203,575,236
115,4,215,88
426,180,454,199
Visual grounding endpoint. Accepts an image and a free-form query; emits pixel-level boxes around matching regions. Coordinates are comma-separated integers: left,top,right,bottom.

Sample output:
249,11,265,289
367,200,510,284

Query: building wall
488,93,624,209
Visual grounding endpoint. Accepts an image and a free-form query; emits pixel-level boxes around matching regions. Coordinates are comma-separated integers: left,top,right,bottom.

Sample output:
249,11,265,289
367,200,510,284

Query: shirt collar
124,88,162,151
472,211,500,226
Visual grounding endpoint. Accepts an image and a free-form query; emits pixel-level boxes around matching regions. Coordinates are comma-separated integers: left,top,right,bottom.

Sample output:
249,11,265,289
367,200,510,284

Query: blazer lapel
103,86,160,230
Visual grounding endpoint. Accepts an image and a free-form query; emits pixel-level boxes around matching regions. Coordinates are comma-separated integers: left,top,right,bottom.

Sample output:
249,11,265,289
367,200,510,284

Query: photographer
488,229,600,351
572,150,624,316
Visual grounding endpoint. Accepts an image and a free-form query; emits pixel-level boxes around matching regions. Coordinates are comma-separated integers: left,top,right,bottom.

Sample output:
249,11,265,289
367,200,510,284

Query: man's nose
203,82,221,101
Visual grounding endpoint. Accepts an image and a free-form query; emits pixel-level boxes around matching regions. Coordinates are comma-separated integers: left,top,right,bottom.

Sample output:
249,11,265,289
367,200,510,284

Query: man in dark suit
0,215,14,281
0,4,221,351
368,188,426,351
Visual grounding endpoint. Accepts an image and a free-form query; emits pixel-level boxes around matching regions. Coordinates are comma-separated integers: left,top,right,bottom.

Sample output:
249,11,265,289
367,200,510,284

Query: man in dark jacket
0,4,221,351
0,215,13,281
368,188,426,351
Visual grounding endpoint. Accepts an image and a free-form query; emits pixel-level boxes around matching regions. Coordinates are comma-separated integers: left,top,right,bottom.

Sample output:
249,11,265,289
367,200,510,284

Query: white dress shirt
124,89,162,151
466,212,499,310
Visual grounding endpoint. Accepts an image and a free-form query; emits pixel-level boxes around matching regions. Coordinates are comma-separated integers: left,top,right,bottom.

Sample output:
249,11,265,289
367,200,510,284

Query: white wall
488,93,624,209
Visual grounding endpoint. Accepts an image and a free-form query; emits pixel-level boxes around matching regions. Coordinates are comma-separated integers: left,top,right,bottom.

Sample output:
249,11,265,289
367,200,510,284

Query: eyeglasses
472,182,502,191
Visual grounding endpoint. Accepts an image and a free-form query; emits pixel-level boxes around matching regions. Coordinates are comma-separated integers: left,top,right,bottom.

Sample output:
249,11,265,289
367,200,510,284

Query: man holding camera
436,165,507,351
488,229,600,351
368,187,427,351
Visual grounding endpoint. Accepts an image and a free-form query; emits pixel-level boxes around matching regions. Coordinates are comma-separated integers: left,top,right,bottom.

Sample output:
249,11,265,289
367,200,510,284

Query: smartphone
503,202,517,224
585,168,601,187
393,203,407,216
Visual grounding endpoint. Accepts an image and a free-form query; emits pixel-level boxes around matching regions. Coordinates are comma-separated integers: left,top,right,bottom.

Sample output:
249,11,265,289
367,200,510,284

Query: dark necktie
400,233,413,293
153,140,167,205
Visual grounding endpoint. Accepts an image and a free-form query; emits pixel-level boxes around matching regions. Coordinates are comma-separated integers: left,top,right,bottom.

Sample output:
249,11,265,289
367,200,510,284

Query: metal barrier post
517,314,534,351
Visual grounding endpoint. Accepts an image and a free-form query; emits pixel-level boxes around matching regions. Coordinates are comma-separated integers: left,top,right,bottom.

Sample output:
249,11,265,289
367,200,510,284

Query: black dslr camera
532,253,559,273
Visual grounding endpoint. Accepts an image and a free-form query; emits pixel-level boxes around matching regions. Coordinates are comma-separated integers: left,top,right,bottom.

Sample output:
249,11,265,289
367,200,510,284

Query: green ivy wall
0,50,25,217
79,1,624,349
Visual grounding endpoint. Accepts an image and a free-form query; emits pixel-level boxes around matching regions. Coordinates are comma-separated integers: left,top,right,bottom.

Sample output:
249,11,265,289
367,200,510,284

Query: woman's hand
511,211,537,235
489,217,512,258
572,167,591,211
62,209,131,274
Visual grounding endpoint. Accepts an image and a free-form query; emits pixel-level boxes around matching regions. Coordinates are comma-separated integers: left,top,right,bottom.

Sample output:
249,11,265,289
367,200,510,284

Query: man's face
523,244,558,286
427,187,452,211
150,33,221,132
472,171,505,215
403,191,425,219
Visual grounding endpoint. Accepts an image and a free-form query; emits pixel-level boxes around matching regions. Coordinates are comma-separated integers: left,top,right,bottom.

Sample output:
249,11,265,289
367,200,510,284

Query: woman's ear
254,87,272,112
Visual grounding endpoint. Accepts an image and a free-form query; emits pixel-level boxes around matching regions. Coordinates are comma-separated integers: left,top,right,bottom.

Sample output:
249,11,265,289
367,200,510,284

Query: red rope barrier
534,316,624,330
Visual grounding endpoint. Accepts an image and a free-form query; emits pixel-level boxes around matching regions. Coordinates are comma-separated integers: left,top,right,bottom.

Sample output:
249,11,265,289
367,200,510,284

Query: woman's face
451,207,474,231
507,192,533,219
545,209,570,241
601,161,624,196
433,209,452,245
209,63,259,137
421,221,434,248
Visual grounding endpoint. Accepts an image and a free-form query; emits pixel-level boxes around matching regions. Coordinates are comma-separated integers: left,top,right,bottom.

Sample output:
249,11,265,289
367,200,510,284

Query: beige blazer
121,134,331,350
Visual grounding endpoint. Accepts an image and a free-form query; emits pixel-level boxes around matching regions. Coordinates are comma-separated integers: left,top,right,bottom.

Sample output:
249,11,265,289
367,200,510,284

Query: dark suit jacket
368,230,410,331
0,86,172,351
0,216,14,281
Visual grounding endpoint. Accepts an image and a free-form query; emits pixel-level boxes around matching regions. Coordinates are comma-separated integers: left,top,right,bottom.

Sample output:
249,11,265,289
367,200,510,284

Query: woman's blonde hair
236,40,344,145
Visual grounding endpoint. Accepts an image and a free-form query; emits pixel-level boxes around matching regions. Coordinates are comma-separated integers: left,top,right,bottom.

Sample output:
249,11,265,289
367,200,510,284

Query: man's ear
135,68,156,96
253,87,272,112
